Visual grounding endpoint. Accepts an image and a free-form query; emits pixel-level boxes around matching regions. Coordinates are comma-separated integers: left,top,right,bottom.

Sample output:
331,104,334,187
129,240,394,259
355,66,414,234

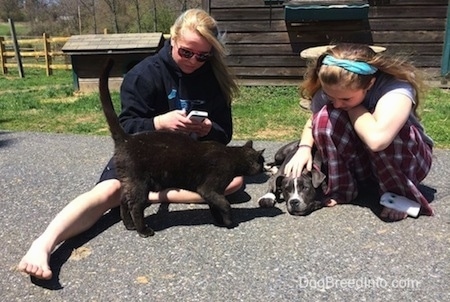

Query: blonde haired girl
170,8,238,105
18,9,242,280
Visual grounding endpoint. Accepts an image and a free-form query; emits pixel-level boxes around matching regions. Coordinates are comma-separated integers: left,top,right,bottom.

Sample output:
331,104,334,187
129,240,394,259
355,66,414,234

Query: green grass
0,68,449,148
420,88,450,146
233,86,309,140
0,22,30,37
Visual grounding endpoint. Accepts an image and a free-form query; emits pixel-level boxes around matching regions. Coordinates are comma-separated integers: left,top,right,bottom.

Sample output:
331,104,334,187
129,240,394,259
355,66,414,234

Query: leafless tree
0,0,24,22
6,0,203,36
102,0,121,33
152,0,157,32
132,0,142,33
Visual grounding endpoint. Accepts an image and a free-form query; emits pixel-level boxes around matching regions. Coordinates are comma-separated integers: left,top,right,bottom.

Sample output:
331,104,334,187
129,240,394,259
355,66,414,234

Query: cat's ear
258,149,265,156
244,140,253,148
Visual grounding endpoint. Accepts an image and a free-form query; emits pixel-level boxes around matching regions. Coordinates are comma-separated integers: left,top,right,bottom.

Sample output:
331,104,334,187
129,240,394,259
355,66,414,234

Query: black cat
99,60,265,237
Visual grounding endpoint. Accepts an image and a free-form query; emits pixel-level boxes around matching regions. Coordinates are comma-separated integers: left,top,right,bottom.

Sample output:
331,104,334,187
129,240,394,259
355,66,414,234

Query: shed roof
62,33,164,55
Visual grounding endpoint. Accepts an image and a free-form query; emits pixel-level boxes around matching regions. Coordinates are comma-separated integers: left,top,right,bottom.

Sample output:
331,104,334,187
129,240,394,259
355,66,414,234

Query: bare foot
324,198,338,207
17,239,53,280
380,206,408,221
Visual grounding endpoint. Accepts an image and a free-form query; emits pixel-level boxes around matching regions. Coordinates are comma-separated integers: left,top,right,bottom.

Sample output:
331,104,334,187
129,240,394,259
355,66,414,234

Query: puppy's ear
311,149,327,190
275,175,285,189
311,167,326,189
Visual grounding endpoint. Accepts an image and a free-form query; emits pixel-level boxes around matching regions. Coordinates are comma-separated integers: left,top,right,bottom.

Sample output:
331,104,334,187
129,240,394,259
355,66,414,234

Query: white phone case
187,110,208,121
380,192,421,217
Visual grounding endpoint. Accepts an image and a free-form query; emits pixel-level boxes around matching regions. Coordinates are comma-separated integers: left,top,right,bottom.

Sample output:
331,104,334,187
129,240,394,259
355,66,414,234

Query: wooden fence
0,33,71,76
203,0,449,86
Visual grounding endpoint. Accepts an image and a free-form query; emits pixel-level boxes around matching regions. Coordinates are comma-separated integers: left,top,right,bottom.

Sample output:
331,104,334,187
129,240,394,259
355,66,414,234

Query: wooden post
202,0,210,13
441,4,450,82
0,37,7,74
8,18,24,78
43,33,52,76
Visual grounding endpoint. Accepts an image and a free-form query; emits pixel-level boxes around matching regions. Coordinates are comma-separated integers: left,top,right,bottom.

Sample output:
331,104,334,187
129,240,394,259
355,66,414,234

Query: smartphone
187,110,208,122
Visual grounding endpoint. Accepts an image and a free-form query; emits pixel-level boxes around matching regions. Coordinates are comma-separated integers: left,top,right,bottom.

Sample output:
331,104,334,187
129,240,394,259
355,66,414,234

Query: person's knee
91,179,122,206
225,176,244,195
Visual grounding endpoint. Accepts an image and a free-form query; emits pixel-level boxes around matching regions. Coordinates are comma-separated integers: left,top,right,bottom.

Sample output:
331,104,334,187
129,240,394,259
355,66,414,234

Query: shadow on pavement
0,131,17,149
30,202,284,290
147,206,284,232
30,207,122,290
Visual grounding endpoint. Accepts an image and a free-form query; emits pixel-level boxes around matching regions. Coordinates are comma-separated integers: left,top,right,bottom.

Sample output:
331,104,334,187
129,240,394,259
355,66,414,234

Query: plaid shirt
312,104,434,216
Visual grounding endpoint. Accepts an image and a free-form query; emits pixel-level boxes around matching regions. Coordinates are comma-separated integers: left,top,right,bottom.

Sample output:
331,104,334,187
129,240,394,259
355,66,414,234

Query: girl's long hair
170,9,239,106
301,43,425,117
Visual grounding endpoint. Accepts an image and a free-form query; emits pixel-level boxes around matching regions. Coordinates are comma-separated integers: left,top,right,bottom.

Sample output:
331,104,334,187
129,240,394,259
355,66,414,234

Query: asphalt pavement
1,131,449,302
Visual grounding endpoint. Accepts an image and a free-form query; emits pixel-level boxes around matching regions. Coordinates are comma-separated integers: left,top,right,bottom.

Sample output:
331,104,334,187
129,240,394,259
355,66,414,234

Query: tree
78,0,99,34
23,0,56,35
133,0,141,33
102,0,121,33
0,0,24,22
8,0,203,36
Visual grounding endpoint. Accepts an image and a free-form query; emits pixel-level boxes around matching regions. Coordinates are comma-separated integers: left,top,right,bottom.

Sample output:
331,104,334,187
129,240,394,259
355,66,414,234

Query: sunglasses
177,47,212,62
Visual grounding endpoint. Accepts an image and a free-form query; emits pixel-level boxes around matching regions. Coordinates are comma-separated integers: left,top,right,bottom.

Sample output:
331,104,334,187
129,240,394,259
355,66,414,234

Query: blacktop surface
1,131,449,302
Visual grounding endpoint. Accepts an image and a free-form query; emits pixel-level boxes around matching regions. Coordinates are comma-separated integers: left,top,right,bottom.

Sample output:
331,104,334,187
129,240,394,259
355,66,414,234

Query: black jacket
118,40,233,145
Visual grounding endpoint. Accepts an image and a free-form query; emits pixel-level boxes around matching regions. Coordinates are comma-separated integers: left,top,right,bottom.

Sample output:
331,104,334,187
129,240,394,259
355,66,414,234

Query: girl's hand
154,110,187,132
283,146,313,177
182,116,212,137
154,110,211,137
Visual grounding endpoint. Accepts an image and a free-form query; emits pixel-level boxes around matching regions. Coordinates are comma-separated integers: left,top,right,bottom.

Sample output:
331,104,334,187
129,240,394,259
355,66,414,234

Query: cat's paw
138,227,155,238
122,219,136,230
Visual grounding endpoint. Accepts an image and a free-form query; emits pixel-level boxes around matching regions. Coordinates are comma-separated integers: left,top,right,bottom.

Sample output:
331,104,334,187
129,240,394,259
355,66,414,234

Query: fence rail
0,33,71,76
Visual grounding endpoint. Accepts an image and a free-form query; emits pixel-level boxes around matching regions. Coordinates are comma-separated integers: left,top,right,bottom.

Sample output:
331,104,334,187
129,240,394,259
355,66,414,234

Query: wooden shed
202,0,450,86
62,33,164,92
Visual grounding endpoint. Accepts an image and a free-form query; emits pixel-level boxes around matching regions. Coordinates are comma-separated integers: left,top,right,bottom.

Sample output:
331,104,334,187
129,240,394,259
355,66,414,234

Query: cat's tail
99,58,127,141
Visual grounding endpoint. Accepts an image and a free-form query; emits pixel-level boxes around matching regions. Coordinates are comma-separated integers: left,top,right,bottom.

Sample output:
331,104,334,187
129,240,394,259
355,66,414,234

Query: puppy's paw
258,193,276,208
264,164,279,175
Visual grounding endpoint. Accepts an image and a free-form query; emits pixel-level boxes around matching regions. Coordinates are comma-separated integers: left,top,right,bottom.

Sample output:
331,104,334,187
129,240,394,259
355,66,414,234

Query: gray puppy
258,141,327,216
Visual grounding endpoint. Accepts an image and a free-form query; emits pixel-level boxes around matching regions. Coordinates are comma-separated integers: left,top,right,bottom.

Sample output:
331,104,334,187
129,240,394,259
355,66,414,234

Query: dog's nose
289,199,306,211
290,199,300,207
288,198,308,212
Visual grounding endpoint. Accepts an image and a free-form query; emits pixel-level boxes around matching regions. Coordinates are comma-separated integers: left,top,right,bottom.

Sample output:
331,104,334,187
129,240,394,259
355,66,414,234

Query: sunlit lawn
0,68,449,147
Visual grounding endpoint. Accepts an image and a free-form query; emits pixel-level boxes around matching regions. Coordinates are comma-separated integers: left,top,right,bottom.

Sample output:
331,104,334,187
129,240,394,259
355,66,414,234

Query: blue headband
322,55,378,75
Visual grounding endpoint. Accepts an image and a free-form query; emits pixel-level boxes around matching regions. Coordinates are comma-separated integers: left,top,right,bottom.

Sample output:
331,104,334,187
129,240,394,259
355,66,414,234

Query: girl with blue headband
284,43,434,221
